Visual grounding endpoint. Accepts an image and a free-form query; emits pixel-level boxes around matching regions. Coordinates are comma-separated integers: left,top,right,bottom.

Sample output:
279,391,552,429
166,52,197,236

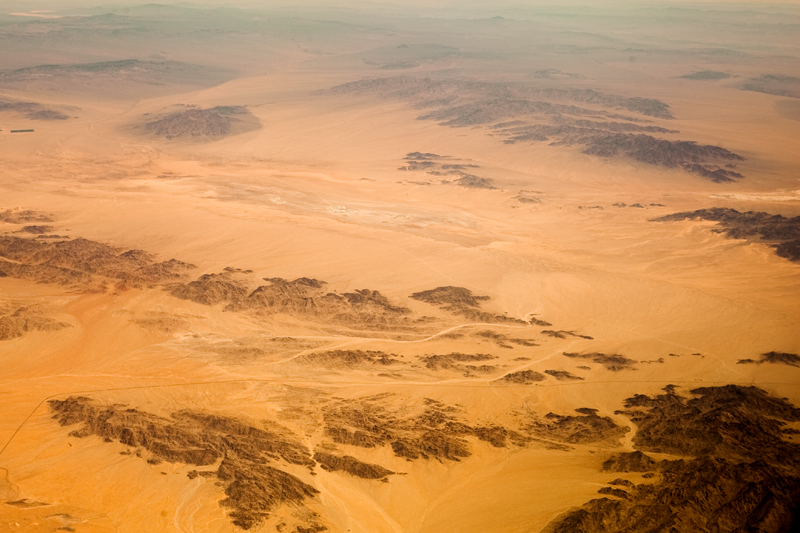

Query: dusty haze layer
0,2,799,533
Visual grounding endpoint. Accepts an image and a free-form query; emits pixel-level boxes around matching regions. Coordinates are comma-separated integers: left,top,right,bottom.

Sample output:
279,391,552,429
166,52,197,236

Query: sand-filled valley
1,2,799,532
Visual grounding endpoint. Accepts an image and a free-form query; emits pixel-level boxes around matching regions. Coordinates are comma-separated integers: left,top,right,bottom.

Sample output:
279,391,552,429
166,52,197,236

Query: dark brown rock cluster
172,274,411,327
313,451,393,480
0,99,69,120
495,370,546,384
399,152,495,189
323,397,512,462
324,76,748,182
654,208,800,262
475,329,539,348
299,350,401,369
49,397,319,530
541,330,593,340
741,74,800,98
410,286,532,324
738,351,800,367
522,407,628,447
325,76,673,119
546,385,800,533
419,352,497,375
144,105,253,139
0,236,195,288
563,352,637,371
0,306,71,341
0,209,54,224
544,369,584,381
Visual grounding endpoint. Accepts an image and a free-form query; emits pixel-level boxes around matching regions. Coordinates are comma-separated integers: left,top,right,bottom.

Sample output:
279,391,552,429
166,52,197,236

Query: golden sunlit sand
1,2,799,532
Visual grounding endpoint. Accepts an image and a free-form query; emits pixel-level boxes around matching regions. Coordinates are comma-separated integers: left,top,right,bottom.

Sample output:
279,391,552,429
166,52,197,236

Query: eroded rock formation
654,208,800,262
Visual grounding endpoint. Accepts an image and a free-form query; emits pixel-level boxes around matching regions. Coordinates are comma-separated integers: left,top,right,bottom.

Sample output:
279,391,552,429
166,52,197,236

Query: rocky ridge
545,385,800,533
563,352,638,371
495,370,547,384
654,208,800,262
322,396,514,461
0,236,196,288
0,99,69,120
410,286,535,325
398,152,496,189
418,352,498,376
47,386,796,531
49,397,319,530
144,105,257,139
521,407,628,447
741,74,800,98
0,231,557,336
0,305,71,341
738,351,800,367
0,208,54,224
173,274,412,328
325,76,747,181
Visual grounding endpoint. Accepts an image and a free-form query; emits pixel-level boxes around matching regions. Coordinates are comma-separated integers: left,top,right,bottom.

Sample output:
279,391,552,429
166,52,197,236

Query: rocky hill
324,76,749,181
144,105,259,140
545,385,800,533
654,208,800,261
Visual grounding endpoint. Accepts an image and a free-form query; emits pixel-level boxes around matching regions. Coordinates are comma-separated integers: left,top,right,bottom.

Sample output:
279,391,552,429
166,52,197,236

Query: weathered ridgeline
325,76,747,182
654,208,800,262
48,384,800,532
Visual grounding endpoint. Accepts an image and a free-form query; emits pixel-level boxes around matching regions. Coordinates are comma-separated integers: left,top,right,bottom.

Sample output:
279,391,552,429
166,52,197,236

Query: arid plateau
1,2,799,532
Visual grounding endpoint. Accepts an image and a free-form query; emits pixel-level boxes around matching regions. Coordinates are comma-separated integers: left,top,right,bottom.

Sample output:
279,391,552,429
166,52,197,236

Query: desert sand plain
0,2,799,532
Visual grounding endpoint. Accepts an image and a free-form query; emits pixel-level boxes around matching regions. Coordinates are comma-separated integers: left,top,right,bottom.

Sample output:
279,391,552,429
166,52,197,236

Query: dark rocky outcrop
680,71,731,80
399,153,495,189
544,370,584,381
522,408,628,446
410,286,528,324
1,59,231,84
499,115,743,183
0,99,69,120
495,370,546,384
49,397,318,530
313,451,393,480
0,306,71,341
608,478,635,487
0,209,54,224
20,225,55,234
324,76,749,182
601,451,657,473
172,275,411,328
323,397,512,462
324,76,673,119
596,486,629,499
410,286,490,308
548,457,800,533
240,279,410,326
0,236,195,288
653,208,800,262
475,330,538,348
420,352,497,375
170,271,249,305
563,352,637,371
299,350,401,369
580,134,744,182
545,385,800,533
144,105,256,139
617,385,800,461
541,330,593,340
741,74,800,99
738,351,800,367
